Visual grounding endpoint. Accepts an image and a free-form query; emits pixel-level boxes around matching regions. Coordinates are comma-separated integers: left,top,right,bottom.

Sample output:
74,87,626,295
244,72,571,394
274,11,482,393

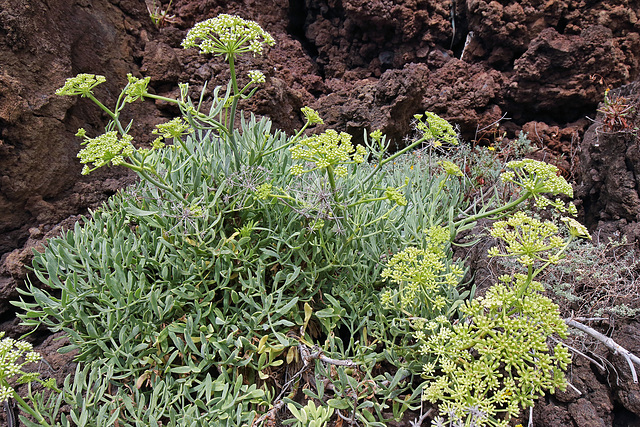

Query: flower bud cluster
301,107,324,125
380,227,464,316
56,73,106,97
418,274,570,425
414,112,458,147
501,159,573,199
0,332,43,401
152,117,193,141
77,131,135,175
438,160,463,177
488,212,565,266
181,14,275,58
289,130,367,177
248,70,266,84
123,73,151,103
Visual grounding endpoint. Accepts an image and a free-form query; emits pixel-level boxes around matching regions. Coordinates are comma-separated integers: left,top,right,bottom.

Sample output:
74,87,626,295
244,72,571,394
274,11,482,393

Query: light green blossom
289,129,366,177
420,275,569,425
488,212,566,267
301,107,324,125
380,232,463,317
152,117,193,140
77,131,136,175
182,14,275,58
0,331,48,405
56,73,106,97
439,160,463,176
370,129,383,142
385,187,407,206
501,159,574,202
414,112,458,146
256,183,273,199
561,217,592,240
123,73,151,103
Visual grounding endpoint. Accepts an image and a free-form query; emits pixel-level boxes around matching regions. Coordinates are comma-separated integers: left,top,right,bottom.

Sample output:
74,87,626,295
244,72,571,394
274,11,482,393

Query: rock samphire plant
15,12,626,427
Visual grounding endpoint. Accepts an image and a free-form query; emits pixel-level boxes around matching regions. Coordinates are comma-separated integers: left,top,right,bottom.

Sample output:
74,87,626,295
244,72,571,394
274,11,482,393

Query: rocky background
1,0,640,425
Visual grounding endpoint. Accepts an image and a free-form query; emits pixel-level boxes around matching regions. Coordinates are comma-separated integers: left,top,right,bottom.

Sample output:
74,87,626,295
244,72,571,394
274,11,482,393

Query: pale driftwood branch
409,408,433,427
252,342,359,426
300,343,359,368
565,318,640,383
551,335,606,372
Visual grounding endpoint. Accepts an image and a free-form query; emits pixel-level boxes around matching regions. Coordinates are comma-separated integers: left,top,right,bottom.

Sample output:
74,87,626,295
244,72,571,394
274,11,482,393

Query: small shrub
14,13,590,427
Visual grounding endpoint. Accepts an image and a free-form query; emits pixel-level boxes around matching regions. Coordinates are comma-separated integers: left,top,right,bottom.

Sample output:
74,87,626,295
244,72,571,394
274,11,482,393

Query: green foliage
419,275,570,427
17,12,592,427
285,400,334,427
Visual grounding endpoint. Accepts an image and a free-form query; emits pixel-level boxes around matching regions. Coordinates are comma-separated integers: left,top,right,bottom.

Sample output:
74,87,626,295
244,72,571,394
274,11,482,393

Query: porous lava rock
577,79,640,240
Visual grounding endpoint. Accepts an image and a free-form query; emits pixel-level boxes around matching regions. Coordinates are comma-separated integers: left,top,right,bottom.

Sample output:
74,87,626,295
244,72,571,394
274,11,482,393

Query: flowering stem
225,55,243,170
326,165,337,195
11,391,52,427
360,136,427,187
86,93,127,136
125,161,185,201
452,191,531,229
262,122,311,157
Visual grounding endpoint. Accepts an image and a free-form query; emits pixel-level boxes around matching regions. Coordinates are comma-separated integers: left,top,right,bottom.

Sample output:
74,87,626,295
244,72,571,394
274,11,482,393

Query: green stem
12,391,52,427
326,165,337,194
125,161,185,201
87,93,126,135
360,136,427,187
225,55,243,170
262,121,311,157
347,196,387,208
452,191,531,230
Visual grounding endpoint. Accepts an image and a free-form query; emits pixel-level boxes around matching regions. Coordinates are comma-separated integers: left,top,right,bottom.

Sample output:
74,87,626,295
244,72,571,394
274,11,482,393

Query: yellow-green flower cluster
256,183,273,199
439,160,463,177
123,73,151,103
380,226,464,316
418,275,570,425
56,73,106,97
152,117,193,141
488,212,565,266
0,332,43,401
289,129,367,177
414,112,458,147
384,187,407,206
561,217,592,240
301,106,324,125
182,14,275,58
501,159,574,212
77,131,135,175
369,129,383,143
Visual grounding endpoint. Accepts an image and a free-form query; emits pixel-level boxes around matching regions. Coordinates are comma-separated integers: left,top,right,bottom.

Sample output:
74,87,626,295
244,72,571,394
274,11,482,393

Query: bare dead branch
565,318,640,383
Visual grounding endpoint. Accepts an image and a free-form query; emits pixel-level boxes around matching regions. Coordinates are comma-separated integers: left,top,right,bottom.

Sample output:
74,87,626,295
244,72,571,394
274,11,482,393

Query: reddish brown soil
1,0,640,425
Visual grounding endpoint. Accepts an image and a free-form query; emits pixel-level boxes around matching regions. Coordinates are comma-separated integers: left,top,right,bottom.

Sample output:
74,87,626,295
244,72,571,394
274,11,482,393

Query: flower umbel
488,212,565,267
0,332,44,401
301,106,324,125
501,159,573,199
289,129,367,176
248,70,266,84
152,117,193,141
78,131,136,175
56,74,106,97
414,112,458,146
123,74,151,103
181,14,275,58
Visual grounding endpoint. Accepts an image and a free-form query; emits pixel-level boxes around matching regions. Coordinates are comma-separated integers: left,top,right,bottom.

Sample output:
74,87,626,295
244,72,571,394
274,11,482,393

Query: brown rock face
0,0,150,256
578,80,640,231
